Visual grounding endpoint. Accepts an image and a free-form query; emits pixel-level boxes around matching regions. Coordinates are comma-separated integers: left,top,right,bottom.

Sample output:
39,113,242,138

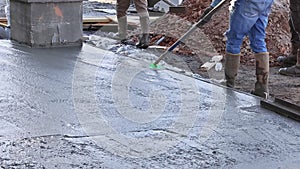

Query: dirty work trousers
5,0,10,26
116,0,149,18
224,0,274,54
290,0,300,46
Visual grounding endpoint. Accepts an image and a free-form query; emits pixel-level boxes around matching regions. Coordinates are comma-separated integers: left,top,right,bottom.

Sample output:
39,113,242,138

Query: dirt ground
141,0,299,105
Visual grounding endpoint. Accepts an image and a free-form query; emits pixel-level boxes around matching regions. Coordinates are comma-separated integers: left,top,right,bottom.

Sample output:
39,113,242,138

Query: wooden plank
105,15,160,26
93,8,136,14
93,9,116,14
0,17,7,22
200,55,223,71
83,23,118,27
105,15,138,26
83,17,112,23
0,22,7,28
0,17,110,24
83,23,119,31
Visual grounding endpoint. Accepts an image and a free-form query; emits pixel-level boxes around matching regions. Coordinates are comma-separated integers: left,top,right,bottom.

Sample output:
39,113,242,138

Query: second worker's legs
134,0,150,49
280,0,300,67
116,0,131,40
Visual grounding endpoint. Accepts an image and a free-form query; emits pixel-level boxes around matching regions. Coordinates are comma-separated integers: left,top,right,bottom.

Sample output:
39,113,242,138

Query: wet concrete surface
0,40,300,168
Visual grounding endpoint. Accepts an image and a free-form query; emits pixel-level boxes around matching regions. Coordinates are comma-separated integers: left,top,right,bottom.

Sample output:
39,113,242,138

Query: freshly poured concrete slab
0,40,299,168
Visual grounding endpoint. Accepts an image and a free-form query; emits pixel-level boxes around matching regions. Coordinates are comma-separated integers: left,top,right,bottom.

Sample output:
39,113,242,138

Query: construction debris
200,55,223,71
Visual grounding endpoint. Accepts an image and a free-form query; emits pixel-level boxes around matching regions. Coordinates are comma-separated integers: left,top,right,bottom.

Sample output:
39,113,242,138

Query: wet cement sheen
0,40,299,168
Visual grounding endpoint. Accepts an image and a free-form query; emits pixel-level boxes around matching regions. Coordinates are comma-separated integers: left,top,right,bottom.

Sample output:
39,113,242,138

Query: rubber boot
252,52,269,98
136,16,150,49
0,27,6,39
136,34,149,49
279,49,300,77
117,16,127,41
279,43,298,67
224,52,240,88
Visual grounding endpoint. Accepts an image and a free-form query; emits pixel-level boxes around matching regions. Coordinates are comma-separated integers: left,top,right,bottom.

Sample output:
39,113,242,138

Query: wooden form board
93,9,116,14
0,17,7,27
93,7,137,14
0,16,160,29
83,17,112,23
200,55,223,72
0,17,111,24
0,22,7,27
0,17,7,22
105,15,160,26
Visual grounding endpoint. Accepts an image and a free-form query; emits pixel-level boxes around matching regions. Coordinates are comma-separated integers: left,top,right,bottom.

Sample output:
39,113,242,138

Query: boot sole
279,67,300,77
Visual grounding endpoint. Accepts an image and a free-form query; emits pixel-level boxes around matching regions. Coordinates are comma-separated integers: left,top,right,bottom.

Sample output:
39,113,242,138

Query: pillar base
10,0,83,47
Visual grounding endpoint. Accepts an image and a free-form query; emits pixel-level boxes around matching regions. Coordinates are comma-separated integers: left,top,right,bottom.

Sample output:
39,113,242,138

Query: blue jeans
211,0,274,54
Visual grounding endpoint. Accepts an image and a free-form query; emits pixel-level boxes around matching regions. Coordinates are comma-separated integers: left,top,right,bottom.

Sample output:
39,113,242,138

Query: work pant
116,0,149,18
5,0,10,26
225,0,274,54
289,0,300,46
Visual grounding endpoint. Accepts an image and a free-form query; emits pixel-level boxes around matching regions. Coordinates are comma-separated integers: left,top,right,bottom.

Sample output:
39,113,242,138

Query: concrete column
10,0,83,47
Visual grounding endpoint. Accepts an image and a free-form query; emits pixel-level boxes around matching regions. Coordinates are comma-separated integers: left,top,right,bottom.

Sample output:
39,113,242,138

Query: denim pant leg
248,16,269,53
225,0,273,54
225,0,260,54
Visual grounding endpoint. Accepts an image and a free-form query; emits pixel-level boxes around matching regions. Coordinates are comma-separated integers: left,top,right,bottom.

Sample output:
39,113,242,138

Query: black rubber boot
136,34,149,49
279,65,300,77
136,15,150,49
279,43,298,67
279,49,300,77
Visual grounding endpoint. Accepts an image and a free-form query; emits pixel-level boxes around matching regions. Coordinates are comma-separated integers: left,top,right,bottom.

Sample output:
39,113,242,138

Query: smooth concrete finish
0,40,299,168
10,0,83,47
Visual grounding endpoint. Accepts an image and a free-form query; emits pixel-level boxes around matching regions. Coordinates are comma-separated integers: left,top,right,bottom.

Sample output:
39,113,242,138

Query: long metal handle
153,0,228,65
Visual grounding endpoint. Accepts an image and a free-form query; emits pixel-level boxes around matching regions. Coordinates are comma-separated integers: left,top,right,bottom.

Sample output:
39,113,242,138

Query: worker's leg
248,20,269,98
116,0,131,39
134,0,150,48
253,51,270,98
5,0,10,26
278,0,300,76
0,27,7,39
224,0,259,87
134,0,149,34
280,0,300,67
248,1,273,98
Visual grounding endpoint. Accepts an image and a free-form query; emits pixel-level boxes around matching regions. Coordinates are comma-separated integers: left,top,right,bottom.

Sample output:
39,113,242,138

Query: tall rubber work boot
136,16,150,49
117,16,127,42
279,49,300,77
224,52,240,88
252,52,269,99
